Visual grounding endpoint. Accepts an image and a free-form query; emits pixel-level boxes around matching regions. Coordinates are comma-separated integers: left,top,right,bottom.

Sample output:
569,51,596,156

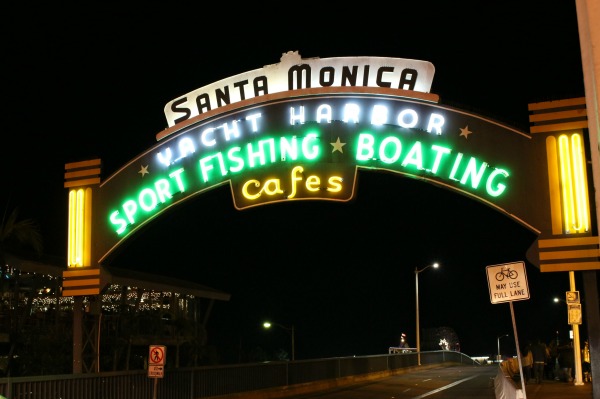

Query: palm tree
0,203,44,376
0,204,43,265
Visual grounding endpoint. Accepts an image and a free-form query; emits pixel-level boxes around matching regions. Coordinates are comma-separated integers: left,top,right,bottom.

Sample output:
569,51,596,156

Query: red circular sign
149,346,165,364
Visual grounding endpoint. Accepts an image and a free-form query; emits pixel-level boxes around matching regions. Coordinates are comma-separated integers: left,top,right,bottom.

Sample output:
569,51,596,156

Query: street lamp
415,262,439,365
553,297,568,346
497,334,509,362
263,321,295,361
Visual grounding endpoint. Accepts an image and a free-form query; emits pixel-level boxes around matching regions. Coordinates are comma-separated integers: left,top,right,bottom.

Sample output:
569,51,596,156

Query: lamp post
263,321,295,361
415,262,439,365
497,334,509,362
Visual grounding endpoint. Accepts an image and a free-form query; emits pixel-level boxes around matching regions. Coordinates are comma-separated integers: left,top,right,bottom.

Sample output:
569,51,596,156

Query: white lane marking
411,374,479,398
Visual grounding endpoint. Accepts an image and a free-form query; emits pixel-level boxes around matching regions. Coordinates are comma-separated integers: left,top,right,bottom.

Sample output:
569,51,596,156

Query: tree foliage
0,204,43,263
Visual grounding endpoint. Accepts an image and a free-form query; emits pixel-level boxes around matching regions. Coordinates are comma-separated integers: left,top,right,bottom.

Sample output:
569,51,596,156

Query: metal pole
415,268,420,366
73,296,83,374
291,325,295,361
414,263,438,366
510,303,527,399
497,334,508,362
570,271,584,385
497,337,500,361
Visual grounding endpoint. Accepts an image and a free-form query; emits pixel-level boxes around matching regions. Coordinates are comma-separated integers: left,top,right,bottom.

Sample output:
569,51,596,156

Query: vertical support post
570,271,584,385
64,159,102,374
415,268,421,366
414,263,438,366
291,325,295,361
73,296,83,374
582,270,600,394
575,0,600,395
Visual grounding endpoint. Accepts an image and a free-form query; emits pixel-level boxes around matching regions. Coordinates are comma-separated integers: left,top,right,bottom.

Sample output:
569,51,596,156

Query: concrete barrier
494,362,523,399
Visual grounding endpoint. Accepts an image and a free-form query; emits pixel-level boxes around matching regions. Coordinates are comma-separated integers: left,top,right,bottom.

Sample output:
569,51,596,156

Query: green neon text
355,133,509,197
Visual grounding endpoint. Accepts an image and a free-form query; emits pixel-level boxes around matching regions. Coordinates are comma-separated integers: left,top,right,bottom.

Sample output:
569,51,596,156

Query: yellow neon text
241,166,343,200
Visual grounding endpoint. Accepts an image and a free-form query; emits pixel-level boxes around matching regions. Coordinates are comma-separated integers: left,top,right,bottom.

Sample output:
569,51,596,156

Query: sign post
486,261,530,399
148,345,166,399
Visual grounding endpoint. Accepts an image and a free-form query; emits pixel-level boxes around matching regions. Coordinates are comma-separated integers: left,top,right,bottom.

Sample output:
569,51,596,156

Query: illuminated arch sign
95,88,543,262
75,52,595,273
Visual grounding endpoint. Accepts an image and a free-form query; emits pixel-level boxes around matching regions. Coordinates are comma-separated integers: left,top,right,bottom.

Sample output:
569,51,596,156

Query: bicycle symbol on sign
495,266,518,281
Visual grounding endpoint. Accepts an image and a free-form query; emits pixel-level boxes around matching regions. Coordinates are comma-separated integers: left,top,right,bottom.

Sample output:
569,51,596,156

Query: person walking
521,342,533,384
558,342,575,382
582,340,592,382
531,338,549,384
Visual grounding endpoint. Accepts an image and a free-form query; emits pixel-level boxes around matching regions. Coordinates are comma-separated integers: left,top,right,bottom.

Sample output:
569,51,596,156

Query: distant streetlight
263,321,295,361
497,334,509,362
415,262,439,365
553,297,570,345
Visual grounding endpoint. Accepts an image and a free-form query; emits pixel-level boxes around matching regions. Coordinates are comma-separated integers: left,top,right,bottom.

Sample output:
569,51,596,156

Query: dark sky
3,3,588,362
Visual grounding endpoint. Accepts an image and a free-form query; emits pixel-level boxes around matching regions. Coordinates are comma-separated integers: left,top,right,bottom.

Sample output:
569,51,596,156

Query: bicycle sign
486,261,529,304
495,267,518,281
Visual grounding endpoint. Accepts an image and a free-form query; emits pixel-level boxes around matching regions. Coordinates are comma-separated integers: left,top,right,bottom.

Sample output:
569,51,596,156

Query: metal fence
0,350,478,399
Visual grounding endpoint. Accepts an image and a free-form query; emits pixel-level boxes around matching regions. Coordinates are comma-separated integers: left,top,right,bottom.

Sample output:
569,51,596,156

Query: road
283,365,497,399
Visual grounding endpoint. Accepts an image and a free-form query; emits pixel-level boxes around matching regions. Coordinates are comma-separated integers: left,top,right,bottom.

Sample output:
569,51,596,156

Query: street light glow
262,321,295,361
415,262,440,366
497,333,509,362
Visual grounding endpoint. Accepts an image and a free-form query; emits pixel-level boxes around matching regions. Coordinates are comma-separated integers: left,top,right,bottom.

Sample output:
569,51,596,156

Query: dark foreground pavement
517,378,592,399
214,365,593,399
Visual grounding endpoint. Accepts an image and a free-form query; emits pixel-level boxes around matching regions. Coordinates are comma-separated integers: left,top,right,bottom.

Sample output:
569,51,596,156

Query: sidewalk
518,379,592,399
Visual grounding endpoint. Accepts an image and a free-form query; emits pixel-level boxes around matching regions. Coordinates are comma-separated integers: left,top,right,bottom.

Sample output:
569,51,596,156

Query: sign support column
487,261,530,399
568,274,584,385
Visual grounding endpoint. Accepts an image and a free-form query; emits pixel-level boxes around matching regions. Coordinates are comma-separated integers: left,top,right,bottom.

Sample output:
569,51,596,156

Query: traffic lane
285,365,497,399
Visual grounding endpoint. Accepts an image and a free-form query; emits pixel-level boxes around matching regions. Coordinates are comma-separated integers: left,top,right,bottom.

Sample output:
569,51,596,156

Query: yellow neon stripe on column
545,136,563,235
570,134,589,232
68,188,92,268
76,189,85,266
558,135,575,233
84,188,92,266
557,133,590,234
68,190,77,266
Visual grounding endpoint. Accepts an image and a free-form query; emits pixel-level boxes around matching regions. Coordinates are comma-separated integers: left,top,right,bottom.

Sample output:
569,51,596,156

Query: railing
0,350,479,399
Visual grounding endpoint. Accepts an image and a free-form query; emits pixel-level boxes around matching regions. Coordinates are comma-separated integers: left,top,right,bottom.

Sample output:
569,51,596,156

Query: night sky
3,3,588,362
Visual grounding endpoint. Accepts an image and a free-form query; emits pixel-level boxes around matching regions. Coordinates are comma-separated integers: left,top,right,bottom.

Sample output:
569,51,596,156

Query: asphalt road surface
284,365,497,399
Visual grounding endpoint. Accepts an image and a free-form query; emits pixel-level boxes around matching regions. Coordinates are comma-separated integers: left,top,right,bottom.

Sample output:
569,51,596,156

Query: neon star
459,126,473,139
330,137,346,153
138,165,149,177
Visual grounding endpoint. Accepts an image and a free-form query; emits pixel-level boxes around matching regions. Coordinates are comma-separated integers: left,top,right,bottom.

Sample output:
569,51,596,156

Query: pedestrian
582,340,592,382
531,338,549,384
557,343,575,382
547,339,560,380
521,342,533,384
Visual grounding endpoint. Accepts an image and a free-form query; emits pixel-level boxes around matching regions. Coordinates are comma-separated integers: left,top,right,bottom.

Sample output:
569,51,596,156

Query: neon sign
62,50,591,274
100,93,526,245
